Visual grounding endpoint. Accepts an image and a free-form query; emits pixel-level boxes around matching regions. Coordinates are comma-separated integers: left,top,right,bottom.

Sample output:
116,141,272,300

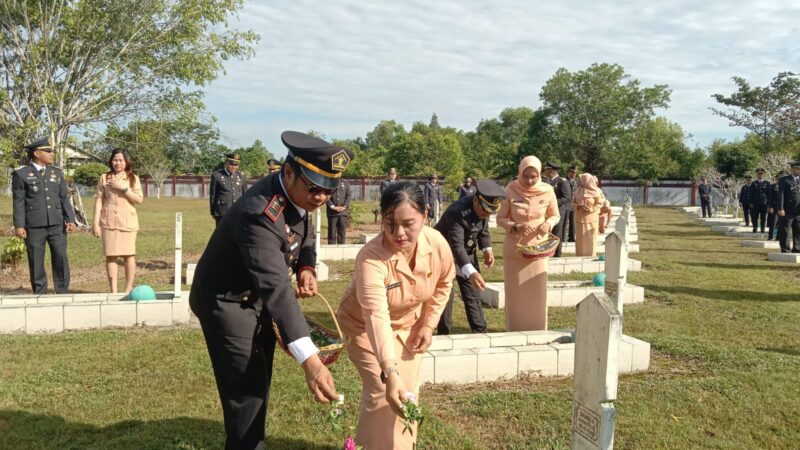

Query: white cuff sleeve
288,337,319,364
481,247,493,252
461,263,478,279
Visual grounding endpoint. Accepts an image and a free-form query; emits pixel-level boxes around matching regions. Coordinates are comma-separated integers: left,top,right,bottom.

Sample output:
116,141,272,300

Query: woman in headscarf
572,173,609,256
497,156,560,331
593,175,614,233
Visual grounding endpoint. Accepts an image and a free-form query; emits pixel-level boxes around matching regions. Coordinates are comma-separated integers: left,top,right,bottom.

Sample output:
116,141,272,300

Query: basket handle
309,292,344,342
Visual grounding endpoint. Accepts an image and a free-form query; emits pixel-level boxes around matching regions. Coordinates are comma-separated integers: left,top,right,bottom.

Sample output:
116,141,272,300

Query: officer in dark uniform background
325,177,351,244
435,179,506,335
543,162,572,256
749,168,770,233
457,176,476,199
209,153,247,225
776,161,800,253
698,177,713,218
767,172,783,240
267,158,282,174
190,131,351,449
566,166,578,241
739,175,752,227
378,167,397,196
424,174,444,225
12,137,77,294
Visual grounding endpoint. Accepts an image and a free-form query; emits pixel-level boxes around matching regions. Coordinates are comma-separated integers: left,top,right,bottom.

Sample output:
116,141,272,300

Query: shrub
73,162,109,188
1,237,26,268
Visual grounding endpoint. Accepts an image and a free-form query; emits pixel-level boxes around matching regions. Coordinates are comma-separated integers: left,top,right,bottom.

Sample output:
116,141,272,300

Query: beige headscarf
572,172,603,204
507,156,552,197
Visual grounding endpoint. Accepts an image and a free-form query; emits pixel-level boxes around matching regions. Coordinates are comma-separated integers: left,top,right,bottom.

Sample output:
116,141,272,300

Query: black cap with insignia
545,161,561,171
475,179,506,212
267,158,281,170
225,153,241,165
281,131,354,190
24,136,53,150
790,161,800,168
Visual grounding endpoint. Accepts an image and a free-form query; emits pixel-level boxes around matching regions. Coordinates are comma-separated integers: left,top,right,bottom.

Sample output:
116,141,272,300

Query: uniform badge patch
264,195,286,222
331,150,351,171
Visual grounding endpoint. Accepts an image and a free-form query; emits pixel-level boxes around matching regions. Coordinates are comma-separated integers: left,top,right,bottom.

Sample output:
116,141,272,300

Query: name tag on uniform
512,199,525,203
289,242,299,251
386,281,401,290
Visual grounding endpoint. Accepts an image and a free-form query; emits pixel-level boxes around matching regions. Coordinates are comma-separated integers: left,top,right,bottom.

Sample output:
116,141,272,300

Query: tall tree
611,117,703,181
538,63,671,175
708,138,761,178
710,72,800,155
0,0,258,167
386,129,465,191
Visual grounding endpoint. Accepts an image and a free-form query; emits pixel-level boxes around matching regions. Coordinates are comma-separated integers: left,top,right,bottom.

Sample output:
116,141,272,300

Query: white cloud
205,0,800,156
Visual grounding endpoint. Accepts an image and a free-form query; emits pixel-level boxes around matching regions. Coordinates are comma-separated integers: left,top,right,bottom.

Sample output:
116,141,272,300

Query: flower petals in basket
516,233,560,260
273,293,345,367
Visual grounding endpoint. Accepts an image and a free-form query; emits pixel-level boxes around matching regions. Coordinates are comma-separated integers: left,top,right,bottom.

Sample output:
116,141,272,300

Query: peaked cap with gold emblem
281,131,354,190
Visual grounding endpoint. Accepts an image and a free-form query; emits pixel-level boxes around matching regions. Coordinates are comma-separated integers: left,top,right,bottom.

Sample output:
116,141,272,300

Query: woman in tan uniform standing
338,181,454,450
92,148,144,293
572,173,607,257
497,156,560,332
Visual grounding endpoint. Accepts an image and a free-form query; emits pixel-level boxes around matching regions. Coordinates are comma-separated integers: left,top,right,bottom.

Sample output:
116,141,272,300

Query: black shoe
792,250,800,254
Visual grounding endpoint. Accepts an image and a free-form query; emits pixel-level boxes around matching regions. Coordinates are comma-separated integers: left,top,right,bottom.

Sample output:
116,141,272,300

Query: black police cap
545,161,561,170
225,153,241,163
475,179,506,212
281,131,354,190
791,161,800,168
24,136,53,150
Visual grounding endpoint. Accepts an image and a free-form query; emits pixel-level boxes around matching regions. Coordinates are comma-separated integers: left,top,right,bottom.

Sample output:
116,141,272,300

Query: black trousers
700,199,712,218
437,275,487,335
777,214,800,253
768,212,777,240
742,205,751,226
750,204,768,233
190,293,275,450
327,215,347,244
552,212,568,257
25,224,69,294
566,210,576,242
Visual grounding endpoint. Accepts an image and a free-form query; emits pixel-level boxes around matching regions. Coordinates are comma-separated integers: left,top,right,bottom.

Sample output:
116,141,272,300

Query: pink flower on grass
343,436,357,450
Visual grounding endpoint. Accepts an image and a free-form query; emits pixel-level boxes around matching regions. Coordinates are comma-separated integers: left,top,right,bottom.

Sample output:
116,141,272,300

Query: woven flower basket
516,233,561,260
273,293,344,366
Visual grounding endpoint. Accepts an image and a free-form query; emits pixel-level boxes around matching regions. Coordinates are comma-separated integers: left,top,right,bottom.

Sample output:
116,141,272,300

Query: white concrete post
174,212,182,298
572,293,622,450
603,232,628,314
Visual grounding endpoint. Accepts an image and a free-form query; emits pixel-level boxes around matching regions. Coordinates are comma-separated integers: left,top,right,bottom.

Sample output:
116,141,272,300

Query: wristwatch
380,366,400,383
122,187,129,193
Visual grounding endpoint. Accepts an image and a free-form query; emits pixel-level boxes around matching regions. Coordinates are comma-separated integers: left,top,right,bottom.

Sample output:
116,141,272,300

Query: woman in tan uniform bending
497,156,560,331
92,148,144,293
572,173,608,257
337,181,455,450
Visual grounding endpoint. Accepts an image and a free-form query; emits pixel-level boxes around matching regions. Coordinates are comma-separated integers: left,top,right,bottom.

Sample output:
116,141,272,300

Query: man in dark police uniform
749,168,771,233
325,177,351,244
209,153,247,225
435,179,506,335
12,137,77,294
739,175,752,227
544,162,572,256
776,161,800,253
190,131,351,449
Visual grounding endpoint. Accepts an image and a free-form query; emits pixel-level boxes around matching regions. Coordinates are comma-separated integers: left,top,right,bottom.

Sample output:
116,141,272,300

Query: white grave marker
603,232,628,314
572,292,622,450
174,212,182,298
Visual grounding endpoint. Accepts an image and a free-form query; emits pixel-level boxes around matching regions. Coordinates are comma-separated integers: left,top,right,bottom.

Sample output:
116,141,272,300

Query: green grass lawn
1,205,799,449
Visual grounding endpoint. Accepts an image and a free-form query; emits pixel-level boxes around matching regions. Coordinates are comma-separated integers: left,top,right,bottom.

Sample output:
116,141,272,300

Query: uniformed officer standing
12,137,77,294
749,168,771,233
190,131,350,449
267,158,282,174
698,177,713,218
424,174,444,225
435,179,505,335
543,162,572,256
209,153,247,225
456,176,477,199
776,161,800,253
378,167,397,196
739,175,753,227
325,177,351,244
566,166,578,241
767,172,782,240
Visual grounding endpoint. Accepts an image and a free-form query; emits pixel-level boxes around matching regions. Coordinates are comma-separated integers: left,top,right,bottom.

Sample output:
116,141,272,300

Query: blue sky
203,0,800,158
